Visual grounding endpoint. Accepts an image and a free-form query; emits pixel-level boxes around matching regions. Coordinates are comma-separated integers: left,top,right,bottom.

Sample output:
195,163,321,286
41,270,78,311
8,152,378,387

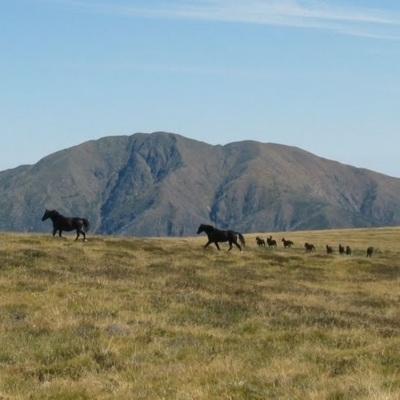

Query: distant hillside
1,131,400,236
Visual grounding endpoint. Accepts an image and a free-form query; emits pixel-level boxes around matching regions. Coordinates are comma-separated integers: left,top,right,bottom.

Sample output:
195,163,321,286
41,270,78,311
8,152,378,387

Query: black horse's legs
204,240,220,250
233,241,242,252
52,228,57,236
76,229,87,241
229,237,243,253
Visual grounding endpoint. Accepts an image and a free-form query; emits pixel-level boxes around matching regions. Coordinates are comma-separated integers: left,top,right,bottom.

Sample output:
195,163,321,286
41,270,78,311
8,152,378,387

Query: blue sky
1,0,400,177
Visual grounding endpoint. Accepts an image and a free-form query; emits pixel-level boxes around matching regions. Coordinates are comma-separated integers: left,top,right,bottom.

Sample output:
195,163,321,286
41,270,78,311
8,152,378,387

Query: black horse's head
197,224,205,234
42,209,59,221
197,223,214,234
42,209,50,221
197,224,215,234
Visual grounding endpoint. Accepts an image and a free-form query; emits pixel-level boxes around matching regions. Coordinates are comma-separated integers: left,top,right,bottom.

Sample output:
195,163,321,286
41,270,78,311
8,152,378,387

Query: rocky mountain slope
1,132,400,236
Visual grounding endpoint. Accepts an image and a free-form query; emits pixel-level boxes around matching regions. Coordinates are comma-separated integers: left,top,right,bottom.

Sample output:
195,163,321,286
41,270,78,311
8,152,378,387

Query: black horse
197,223,245,253
42,209,90,241
326,245,334,254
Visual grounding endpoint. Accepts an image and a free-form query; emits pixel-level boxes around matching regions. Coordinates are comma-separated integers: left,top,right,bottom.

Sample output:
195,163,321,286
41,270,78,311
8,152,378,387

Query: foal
305,242,316,252
267,236,277,248
256,237,266,247
282,238,294,248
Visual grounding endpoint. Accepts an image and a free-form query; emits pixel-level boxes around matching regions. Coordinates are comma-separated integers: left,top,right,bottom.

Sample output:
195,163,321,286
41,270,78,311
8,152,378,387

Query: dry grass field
1,227,400,399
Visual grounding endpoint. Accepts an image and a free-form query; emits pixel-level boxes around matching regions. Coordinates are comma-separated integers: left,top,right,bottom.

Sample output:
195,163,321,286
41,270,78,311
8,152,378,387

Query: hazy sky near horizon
1,0,400,177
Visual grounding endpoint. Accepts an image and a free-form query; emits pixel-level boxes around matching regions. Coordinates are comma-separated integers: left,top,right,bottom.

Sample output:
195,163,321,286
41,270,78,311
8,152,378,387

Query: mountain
1,131,400,236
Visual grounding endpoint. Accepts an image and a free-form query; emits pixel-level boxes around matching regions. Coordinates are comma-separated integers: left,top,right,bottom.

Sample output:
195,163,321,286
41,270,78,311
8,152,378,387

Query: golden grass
0,227,400,399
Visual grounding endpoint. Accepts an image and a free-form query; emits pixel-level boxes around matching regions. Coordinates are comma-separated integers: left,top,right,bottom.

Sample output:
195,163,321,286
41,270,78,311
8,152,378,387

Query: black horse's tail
82,218,90,232
236,232,245,247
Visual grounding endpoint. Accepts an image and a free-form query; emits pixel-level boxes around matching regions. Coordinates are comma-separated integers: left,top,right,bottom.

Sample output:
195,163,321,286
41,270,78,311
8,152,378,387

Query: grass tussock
0,227,400,398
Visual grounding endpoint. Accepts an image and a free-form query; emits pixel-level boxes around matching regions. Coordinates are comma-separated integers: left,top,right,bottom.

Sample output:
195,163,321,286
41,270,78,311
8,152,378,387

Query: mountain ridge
1,131,399,236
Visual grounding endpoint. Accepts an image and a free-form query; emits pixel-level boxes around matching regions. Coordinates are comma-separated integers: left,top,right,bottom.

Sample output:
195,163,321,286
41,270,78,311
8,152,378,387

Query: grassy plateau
0,227,400,399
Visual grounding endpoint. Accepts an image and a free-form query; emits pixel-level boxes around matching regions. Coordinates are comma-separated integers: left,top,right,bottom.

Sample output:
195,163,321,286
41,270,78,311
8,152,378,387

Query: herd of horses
256,234,374,257
41,209,375,257
199,228,374,257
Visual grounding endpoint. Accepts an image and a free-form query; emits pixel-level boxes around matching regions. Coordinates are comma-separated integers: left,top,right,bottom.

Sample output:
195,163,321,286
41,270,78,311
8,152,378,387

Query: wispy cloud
44,0,400,40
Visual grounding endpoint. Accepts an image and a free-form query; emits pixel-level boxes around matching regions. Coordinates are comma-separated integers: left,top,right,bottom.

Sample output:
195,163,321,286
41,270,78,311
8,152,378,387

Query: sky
1,0,400,177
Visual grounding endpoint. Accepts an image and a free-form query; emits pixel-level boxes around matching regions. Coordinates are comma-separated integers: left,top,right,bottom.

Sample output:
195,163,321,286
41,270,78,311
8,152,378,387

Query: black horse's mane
200,223,215,231
49,209,62,216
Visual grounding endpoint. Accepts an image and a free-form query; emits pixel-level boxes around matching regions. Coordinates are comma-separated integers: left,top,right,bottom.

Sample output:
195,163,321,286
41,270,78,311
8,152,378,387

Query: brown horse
267,236,277,248
366,246,374,257
305,242,316,252
256,237,266,247
282,238,294,248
